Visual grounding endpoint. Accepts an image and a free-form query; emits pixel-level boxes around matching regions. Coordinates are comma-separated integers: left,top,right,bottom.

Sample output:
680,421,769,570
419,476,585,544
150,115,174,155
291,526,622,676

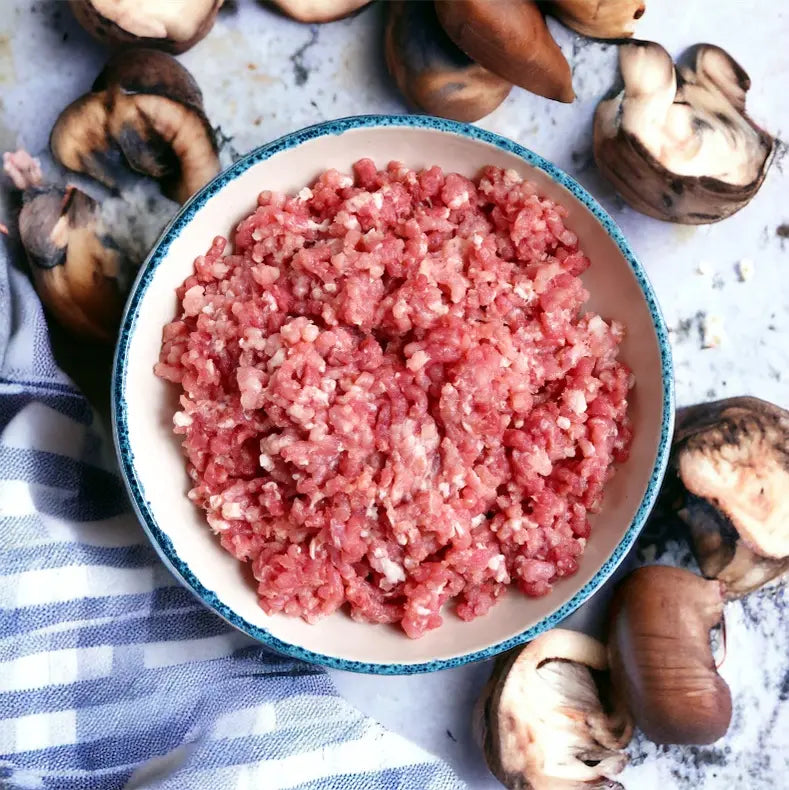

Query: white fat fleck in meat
379,557,406,585
173,411,192,428
579,438,596,457
338,175,353,188
302,386,330,405
557,416,571,430
259,453,274,471
471,514,486,527
406,350,430,372
297,187,313,201
447,190,469,210
268,348,287,370
565,389,587,414
182,285,205,316
308,536,323,559
261,293,278,310
487,554,508,583
414,605,432,617
302,322,319,342
428,299,449,316
324,282,337,293
221,502,243,520
345,192,375,212
587,315,608,337
513,283,534,300
306,219,330,231
503,169,522,186
208,494,222,509
438,482,451,498
207,515,231,532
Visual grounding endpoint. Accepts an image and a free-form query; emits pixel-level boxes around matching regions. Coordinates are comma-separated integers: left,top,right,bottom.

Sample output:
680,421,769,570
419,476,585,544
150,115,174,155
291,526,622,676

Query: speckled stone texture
1,1,787,787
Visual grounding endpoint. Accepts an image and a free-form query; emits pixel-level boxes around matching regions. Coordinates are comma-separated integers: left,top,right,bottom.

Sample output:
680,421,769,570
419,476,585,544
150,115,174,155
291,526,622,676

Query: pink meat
156,161,633,638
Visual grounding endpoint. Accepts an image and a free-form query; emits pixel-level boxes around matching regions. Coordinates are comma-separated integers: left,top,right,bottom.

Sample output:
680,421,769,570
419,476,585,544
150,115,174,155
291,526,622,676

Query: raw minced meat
156,159,633,638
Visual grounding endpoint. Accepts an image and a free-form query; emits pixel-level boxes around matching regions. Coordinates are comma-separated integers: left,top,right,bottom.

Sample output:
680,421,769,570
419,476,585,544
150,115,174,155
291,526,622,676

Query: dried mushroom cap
19,186,124,343
608,566,732,745
269,0,371,23
476,629,632,790
385,1,511,122
51,50,219,205
594,41,774,224
435,0,574,103
548,0,645,39
673,396,789,596
69,0,223,54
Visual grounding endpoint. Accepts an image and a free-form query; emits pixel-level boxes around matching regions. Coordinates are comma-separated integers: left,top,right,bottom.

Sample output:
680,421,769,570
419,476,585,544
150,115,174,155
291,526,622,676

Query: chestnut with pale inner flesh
69,0,224,54
673,396,789,597
267,0,371,23
594,41,774,224
475,629,632,789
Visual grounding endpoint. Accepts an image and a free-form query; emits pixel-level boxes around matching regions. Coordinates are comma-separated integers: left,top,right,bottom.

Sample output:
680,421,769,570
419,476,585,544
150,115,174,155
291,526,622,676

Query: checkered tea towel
0,239,465,790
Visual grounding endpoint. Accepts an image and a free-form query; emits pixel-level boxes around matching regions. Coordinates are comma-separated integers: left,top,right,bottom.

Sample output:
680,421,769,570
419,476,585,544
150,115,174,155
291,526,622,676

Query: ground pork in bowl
112,115,674,673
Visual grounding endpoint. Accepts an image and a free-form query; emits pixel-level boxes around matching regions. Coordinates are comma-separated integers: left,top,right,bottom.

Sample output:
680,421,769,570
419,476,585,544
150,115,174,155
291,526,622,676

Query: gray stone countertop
1,1,787,787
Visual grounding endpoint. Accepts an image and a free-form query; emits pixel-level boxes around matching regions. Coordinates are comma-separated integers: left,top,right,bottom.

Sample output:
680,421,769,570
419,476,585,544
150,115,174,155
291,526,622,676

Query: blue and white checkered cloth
0,240,464,789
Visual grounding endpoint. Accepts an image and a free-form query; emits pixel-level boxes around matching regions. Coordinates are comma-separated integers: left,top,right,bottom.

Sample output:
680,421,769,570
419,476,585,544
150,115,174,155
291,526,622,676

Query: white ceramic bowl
113,115,674,674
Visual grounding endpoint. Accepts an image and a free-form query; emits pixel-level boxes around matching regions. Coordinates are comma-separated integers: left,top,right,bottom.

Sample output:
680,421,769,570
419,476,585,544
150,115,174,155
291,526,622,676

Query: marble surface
1,1,787,788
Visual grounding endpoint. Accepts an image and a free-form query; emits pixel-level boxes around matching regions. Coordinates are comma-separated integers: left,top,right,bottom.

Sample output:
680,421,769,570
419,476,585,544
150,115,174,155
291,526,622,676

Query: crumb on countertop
701,314,725,349
736,258,755,281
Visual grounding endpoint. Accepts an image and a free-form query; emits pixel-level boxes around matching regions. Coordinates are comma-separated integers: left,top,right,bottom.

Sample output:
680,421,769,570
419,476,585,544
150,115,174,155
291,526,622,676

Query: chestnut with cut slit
385,1,511,122
475,629,632,789
51,49,219,205
547,0,646,39
435,0,575,103
673,397,789,597
69,0,223,54
594,41,774,223
608,566,732,745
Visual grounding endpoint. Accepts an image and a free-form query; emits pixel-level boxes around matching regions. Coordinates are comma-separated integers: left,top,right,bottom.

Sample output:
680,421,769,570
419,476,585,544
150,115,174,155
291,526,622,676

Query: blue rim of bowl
112,114,675,675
